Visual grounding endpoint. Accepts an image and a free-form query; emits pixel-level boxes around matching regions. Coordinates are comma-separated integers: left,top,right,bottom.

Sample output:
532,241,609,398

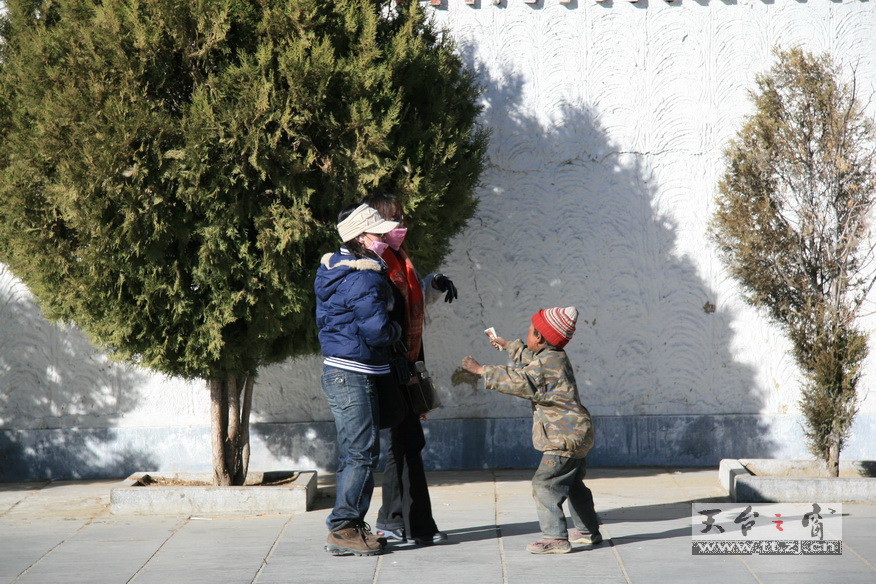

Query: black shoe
412,531,448,545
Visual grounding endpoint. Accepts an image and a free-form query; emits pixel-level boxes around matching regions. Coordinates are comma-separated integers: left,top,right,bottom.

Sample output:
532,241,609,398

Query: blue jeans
321,366,382,532
532,454,600,539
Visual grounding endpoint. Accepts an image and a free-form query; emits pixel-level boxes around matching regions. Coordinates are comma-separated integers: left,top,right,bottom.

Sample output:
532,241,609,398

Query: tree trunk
826,432,840,478
209,374,255,486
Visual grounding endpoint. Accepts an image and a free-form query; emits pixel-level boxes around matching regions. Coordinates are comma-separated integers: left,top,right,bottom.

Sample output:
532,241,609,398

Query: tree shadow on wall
248,42,782,472
436,45,779,466
0,266,156,482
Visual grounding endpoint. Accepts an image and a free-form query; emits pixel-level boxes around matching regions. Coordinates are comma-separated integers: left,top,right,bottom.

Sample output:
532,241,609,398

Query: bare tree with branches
712,48,876,477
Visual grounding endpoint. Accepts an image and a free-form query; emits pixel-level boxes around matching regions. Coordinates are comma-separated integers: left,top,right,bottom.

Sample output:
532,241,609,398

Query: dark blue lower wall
2,414,874,482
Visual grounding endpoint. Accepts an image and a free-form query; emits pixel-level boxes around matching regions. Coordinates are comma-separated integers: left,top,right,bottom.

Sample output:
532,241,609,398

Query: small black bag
389,351,413,386
407,361,441,415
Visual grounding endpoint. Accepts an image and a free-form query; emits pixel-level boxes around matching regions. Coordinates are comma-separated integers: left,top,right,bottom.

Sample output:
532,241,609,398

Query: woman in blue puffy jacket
315,202,402,557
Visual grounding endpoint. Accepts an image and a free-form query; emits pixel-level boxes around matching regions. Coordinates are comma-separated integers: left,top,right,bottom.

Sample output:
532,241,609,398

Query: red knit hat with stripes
531,307,578,349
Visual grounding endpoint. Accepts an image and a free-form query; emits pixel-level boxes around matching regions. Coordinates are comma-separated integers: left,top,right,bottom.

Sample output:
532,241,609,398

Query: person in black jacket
315,203,401,557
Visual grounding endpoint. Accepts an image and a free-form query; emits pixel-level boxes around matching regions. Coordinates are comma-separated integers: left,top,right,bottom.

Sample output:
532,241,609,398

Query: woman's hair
338,203,378,260
361,192,396,215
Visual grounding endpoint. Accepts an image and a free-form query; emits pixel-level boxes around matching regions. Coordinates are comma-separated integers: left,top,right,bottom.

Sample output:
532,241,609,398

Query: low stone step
110,470,317,515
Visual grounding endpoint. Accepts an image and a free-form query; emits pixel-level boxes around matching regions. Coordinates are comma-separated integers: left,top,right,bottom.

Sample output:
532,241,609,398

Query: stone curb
718,459,749,500
719,459,876,503
110,470,317,515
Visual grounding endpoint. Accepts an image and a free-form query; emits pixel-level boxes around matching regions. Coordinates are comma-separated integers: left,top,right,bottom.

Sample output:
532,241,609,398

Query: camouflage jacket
482,339,594,458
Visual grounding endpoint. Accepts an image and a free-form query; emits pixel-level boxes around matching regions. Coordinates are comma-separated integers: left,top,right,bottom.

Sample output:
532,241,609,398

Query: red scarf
382,248,425,362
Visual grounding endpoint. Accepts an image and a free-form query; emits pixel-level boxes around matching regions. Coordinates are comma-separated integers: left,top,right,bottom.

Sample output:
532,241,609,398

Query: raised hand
432,274,458,303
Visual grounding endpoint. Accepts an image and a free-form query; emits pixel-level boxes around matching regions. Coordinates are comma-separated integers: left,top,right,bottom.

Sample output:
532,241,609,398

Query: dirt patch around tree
132,471,300,487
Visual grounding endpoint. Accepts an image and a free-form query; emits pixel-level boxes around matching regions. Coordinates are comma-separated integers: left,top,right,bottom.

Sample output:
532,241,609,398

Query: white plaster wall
423,0,876,422
0,265,210,429
2,0,876,468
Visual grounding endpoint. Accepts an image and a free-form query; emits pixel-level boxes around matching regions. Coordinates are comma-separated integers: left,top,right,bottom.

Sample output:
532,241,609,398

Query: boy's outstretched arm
464,351,543,402
461,355,484,376
484,327,509,351
489,336,508,351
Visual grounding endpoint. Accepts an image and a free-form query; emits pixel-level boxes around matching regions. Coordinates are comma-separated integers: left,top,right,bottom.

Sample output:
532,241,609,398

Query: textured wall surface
2,0,876,479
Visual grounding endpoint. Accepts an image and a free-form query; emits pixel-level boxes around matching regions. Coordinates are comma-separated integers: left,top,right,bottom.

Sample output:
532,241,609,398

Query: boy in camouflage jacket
462,307,602,554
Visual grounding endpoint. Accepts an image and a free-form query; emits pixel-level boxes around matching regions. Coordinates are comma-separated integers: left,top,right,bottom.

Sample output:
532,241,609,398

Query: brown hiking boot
359,521,387,548
325,523,383,556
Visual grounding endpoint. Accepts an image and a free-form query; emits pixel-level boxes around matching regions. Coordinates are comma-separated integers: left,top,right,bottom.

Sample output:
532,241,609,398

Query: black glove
432,274,458,303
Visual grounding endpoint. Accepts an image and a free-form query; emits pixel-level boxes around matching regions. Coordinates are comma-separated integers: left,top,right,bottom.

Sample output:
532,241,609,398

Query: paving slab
0,482,50,515
0,518,89,583
4,479,112,518
14,517,183,584
2,467,875,584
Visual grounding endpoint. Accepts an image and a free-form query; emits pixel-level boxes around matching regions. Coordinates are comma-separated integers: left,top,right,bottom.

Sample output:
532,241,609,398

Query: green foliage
711,48,876,468
0,0,486,380
800,322,866,460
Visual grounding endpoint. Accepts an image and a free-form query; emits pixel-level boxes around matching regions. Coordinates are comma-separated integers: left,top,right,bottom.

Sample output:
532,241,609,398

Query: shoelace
352,520,375,540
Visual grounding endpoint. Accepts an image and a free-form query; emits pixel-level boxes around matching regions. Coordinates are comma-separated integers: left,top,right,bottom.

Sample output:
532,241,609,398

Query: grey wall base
2,414,875,482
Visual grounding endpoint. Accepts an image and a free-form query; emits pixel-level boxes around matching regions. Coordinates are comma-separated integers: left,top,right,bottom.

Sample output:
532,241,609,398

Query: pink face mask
365,239,389,257
384,227,408,251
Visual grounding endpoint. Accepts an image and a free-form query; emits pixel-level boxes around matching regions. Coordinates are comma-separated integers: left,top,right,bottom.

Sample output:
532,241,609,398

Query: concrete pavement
2,467,875,584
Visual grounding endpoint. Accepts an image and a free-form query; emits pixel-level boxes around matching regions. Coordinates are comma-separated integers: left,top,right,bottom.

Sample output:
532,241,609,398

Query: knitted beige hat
337,203,399,243
531,306,578,348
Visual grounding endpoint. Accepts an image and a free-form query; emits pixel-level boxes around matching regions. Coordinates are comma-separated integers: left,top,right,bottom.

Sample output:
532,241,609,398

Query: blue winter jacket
314,249,401,366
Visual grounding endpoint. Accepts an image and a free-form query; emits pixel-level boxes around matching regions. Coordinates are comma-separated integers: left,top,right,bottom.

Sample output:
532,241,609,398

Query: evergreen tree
712,48,876,476
0,0,486,485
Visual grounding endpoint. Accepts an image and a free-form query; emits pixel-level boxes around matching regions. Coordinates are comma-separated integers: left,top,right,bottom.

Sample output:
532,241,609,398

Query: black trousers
376,409,439,539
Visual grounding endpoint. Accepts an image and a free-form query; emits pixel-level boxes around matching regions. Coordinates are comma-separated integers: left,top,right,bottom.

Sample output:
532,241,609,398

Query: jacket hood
315,251,384,302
